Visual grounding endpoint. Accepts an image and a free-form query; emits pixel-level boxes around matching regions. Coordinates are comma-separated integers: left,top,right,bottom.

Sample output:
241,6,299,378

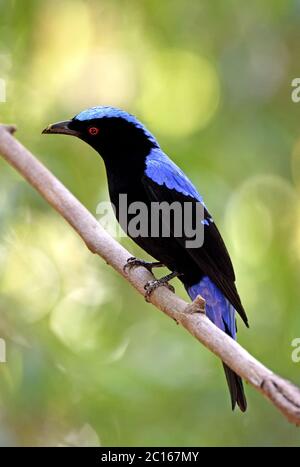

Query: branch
0,124,300,425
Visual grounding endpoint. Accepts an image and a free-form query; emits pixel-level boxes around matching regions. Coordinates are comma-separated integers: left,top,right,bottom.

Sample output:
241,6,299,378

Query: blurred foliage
0,0,300,447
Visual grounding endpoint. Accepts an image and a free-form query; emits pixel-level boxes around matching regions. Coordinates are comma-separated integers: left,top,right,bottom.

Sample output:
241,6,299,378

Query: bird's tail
186,276,247,412
222,363,247,412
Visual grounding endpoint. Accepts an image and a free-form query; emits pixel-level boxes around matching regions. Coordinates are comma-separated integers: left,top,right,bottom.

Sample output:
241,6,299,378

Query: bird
43,106,248,411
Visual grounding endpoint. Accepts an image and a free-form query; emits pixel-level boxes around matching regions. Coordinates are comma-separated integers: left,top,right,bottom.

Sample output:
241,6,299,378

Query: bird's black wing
142,152,248,326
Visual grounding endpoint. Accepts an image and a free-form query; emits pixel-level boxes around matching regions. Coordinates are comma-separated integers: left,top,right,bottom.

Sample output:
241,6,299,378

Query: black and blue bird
43,106,248,411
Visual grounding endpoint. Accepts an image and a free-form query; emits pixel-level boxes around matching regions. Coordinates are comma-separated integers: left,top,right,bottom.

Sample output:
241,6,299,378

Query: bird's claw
144,279,175,302
124,257,138,272
124,257,163,273
124,257,151,273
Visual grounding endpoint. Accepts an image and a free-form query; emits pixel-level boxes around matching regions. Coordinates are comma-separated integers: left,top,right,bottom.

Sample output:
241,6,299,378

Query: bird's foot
144,279,175,301
144,270,181,302
124,257,164,273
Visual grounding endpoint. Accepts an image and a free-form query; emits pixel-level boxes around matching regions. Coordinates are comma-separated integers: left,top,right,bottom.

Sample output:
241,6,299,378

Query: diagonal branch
0,124,300,424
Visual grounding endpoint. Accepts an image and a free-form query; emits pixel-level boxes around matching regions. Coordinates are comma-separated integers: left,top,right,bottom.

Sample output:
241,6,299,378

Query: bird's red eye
88,126,99,136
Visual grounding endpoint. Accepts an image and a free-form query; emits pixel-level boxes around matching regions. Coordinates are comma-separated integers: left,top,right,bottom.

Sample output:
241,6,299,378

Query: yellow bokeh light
62,49,136,109
0,215,112,323
26,0,92,120
137,49,220,137
225,174,297,267
50,294,100,352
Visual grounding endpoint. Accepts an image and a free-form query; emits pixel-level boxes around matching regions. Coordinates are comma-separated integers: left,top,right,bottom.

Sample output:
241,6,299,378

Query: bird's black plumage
43,106,248,412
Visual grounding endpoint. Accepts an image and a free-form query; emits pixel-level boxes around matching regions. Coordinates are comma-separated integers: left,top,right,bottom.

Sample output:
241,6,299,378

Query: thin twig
0,124,300,424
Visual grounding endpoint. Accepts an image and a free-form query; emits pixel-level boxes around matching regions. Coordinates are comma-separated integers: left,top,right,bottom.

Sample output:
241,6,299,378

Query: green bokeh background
1,0,300,447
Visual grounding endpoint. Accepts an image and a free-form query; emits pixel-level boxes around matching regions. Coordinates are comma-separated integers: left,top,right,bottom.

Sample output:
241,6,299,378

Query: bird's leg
124,256,164,273
144,271,182,301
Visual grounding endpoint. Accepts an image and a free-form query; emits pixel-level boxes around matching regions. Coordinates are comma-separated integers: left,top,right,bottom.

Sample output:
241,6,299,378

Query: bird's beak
42,120,79,137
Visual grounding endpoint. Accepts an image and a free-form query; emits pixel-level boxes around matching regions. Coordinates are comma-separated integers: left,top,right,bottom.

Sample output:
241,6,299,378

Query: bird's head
42,106,159,164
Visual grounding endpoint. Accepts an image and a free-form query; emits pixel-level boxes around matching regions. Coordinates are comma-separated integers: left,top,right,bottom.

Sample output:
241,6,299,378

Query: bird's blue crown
74,106,158,146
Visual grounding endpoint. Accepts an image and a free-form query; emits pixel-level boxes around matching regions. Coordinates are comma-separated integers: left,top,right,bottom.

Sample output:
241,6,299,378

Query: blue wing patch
145,149,214,228
145,148,204,202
